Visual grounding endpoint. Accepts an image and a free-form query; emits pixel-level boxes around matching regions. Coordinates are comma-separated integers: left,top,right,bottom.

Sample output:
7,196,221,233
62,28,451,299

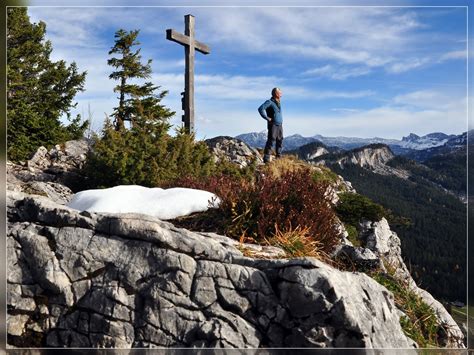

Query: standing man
258,87,283,163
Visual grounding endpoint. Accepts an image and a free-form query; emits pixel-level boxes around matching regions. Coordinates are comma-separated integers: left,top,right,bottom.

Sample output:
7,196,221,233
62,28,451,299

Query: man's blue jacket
258,98,283,126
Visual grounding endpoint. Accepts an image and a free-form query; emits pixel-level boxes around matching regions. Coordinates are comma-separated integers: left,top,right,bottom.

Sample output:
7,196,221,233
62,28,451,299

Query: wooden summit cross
166,15,210,134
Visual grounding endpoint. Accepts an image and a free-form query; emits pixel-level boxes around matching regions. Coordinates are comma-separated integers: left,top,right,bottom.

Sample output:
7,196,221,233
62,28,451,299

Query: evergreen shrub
84,120,216,188
335,192,386,226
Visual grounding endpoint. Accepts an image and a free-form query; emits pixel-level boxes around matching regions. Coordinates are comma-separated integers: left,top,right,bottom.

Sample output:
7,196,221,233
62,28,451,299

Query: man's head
271,87,282,100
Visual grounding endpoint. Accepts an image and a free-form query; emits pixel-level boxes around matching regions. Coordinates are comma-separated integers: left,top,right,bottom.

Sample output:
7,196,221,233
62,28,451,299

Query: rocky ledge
9,191,419,348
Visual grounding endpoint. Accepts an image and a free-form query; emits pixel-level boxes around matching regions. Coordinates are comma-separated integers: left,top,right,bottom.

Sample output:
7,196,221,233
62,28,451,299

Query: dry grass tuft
261,155,309,179
264,224,330,260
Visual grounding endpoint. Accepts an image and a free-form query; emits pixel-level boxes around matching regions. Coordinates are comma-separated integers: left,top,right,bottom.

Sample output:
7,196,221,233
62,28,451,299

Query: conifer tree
7,7,88,161
108,29,173,130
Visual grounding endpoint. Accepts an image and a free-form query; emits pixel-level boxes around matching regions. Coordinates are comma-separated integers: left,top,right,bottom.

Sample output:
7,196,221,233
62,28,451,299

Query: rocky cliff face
8,191,417,348
334,219,464,348
314,145,410,179
337,145,394,169
6,141,465,349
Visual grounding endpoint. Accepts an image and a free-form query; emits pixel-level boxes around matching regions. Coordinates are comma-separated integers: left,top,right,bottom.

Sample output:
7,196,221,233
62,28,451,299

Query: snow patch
67,185,220,220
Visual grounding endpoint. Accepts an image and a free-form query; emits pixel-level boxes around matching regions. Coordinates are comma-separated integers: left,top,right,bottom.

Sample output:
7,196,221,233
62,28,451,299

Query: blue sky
26,5,470,139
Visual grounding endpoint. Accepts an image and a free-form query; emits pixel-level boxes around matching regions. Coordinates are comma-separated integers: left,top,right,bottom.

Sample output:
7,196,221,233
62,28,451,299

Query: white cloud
387,57,430,73
26,6,467,140
282,105,467,139
28,8,110,49
392,90,466,111
28,6,463,79
198,7,431,72
153,72,375,101
303,64,372,80
331,108,361,113
192,102,467,140
439,50,467,62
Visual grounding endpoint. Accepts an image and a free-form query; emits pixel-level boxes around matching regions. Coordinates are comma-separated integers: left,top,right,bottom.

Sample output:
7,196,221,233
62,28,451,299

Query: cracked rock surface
8,191,417,348
333,218,465,348
205,136,264,168
7,139,90,203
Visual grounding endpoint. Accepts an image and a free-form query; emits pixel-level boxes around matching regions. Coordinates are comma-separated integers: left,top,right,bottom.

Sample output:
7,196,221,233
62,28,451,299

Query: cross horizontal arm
166,29,190,46
195,40,210,55
166,29,210,55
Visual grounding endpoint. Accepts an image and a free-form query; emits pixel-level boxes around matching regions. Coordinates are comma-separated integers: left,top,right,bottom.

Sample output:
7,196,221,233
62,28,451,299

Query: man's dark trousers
263,121,283,163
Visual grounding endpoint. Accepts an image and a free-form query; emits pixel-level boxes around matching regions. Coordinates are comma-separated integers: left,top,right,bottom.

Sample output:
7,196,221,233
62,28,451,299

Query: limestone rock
314,145,410,179
360,218,465,348
7,191,421,348
205,136,263,168
7,139,91,197
334,245,380,270
360,218,413,284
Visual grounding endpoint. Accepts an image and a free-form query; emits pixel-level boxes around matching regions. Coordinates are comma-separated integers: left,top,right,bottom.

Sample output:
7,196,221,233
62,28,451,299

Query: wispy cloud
439,50,467,62
392,90,466,111
282,104,467,139
386,57,431,74
303,64,372,80
198,7,434,73
331,108,361,113
203,102,467,140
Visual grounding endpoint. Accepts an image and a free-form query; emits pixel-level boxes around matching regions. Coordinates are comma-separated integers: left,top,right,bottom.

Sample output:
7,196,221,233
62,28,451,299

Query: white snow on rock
67,185,220,220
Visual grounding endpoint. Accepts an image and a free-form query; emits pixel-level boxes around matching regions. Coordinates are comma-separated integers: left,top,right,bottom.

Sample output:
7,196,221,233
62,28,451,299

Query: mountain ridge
236,130,469,160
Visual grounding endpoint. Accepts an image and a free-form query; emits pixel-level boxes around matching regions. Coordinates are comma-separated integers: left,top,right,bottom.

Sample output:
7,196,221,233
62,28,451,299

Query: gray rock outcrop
7,139,91,203
335,218,465,348
8,191,417,348
205,136,263,168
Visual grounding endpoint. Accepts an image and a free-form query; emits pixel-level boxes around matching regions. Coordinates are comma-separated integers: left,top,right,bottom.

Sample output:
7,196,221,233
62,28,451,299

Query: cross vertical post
166,15,210,134
185,15,195,133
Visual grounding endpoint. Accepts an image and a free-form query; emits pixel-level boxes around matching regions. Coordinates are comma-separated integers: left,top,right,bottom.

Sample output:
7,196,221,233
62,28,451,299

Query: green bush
82,25,218,188
83,118,216,188
335,192,386,225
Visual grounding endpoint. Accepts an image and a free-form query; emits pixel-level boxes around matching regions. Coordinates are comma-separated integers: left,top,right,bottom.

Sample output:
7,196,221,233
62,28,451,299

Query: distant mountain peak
425,132,450,139
402,133,420,142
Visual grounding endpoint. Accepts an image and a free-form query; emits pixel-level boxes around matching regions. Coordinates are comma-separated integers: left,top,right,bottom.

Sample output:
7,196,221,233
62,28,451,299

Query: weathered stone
8,314,30,337
22,181,73,204
8,139,91,195
72,280,91,302
27,146,49,170
6,188,464,349
334,244,381,270
205,136,264,168
13,226,74,306
359,218,465,347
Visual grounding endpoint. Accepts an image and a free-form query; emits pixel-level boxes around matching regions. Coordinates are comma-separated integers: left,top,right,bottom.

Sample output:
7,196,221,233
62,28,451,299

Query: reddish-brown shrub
169,167,341,255
257,169,340,253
